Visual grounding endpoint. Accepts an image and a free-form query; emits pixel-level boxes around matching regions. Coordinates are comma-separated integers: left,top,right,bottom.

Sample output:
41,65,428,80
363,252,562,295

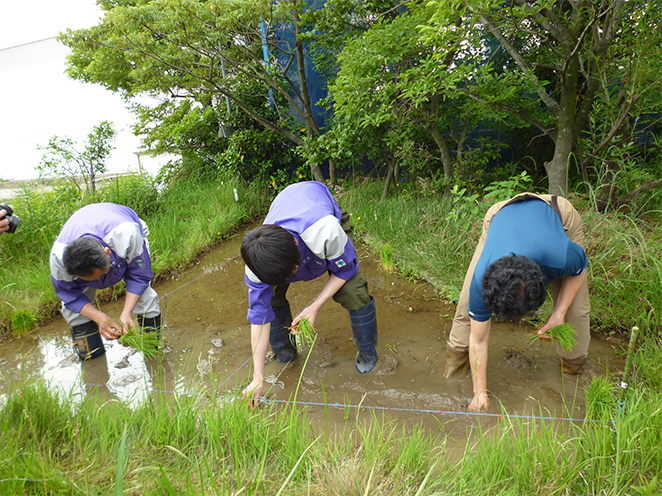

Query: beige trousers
447,193,591,360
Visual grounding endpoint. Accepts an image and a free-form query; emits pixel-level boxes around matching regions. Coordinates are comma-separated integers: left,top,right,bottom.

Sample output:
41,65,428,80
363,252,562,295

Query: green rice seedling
118,326,161,358
11,308,38,335
530,323,578,353
585,375,617,420
380,243,396,272
289,317,316,351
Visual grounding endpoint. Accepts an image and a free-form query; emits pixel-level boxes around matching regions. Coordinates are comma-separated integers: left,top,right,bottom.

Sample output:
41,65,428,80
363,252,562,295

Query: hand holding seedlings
118,325,161,358
531,323,579,353
289,317,317,351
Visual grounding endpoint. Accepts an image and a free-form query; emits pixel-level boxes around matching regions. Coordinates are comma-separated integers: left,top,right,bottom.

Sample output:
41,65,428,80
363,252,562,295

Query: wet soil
0,226,625,440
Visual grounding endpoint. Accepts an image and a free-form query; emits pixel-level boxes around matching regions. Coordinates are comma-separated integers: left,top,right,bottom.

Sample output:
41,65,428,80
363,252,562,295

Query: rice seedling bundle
530,322,579,353
380,243,396,272
290,317,317,351
118,327,161,358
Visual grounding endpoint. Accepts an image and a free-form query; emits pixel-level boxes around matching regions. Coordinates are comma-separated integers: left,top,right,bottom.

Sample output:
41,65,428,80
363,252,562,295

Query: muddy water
0,226,624,439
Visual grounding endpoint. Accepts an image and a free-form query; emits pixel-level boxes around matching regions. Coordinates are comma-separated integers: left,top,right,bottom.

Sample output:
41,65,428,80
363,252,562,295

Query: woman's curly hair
481,254,548,321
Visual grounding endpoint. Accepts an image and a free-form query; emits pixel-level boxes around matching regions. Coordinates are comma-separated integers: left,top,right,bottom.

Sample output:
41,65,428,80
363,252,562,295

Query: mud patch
504,348,534,375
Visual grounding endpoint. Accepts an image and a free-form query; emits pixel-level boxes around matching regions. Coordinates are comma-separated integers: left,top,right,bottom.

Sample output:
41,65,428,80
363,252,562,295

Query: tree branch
470,6,560,114
460,88,554,138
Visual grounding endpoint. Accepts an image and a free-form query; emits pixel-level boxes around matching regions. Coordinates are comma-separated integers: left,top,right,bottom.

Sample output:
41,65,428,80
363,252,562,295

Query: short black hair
481,254,548,321
241,224,301,286
63,237,109,277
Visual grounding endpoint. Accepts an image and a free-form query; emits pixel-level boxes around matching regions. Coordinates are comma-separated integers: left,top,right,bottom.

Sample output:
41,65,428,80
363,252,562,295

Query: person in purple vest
50,203,161,360
241,181,378,403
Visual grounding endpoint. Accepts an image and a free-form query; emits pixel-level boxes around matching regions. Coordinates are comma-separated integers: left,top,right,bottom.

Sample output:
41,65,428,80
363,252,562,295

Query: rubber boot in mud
138,313,162,339
349,295,378,373
442,343,470,378
269,302,297,363
70,321,105,360
561,356,587,375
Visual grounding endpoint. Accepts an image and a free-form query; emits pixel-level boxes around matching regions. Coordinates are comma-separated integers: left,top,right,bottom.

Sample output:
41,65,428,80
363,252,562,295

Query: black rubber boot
269,302,297,363
349,295,378,373
137,313,162,338
70,321,105,360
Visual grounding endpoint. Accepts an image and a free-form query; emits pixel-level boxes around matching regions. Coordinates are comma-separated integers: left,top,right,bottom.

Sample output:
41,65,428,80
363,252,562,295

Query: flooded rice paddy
0,226,625,438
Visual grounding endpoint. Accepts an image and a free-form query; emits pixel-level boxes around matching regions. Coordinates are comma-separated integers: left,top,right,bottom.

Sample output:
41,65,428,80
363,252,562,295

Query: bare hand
0,210,8,235
468,391,490,412
291,305,318,329
241,377,264,408
119,311,136,331
98,318,125,340
537,312,566,338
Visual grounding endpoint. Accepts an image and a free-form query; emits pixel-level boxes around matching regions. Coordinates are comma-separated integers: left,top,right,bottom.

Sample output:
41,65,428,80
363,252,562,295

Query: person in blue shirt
443,193,591,412
240,181,378,404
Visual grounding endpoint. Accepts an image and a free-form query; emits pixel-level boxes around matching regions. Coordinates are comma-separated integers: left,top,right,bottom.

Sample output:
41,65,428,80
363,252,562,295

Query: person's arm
119,291,141,330
468,317,491,412
242,322,271,406
537,271,587,335
291,273,347,328
79,302,124,340
0,209,8,235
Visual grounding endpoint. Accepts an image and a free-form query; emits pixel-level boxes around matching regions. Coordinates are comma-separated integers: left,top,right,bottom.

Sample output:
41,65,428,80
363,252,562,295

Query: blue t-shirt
468,199,587,322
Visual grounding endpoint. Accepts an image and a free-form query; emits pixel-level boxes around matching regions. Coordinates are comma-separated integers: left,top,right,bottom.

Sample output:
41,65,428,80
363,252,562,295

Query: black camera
0,203,20,234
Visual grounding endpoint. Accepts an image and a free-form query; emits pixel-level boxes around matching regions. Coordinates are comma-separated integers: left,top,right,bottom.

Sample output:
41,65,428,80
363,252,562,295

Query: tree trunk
90,163,96,192
293,8,324,183
544,55,580,197
310,163,324,182
381,159,396,202
428,94,454,194
329,160,336,184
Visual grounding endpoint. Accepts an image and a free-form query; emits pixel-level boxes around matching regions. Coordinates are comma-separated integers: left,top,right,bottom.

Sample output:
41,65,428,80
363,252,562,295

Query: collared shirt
468,199,587,322
50,203,153,314
245,181,358,324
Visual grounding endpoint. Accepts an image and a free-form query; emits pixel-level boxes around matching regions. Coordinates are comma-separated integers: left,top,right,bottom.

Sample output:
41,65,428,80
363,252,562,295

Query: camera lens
0,203,20,234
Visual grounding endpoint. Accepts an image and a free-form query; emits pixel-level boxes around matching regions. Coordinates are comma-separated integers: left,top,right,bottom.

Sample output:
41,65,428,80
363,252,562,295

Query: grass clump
379,243,396,272
530,323,579,353
289,317,316,351
118,327,161,358
10,308,38,335
585,375,618,420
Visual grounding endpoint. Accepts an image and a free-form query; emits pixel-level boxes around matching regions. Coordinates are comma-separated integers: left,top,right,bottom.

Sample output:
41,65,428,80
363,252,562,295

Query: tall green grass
581,207,662,337
2,371,661,495
0,174,266,335
342,179,482,303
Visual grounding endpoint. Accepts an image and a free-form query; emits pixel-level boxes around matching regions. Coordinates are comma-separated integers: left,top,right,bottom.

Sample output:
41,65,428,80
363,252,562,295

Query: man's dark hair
63,237,109,277
241,224,301,286
481,254,548,321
